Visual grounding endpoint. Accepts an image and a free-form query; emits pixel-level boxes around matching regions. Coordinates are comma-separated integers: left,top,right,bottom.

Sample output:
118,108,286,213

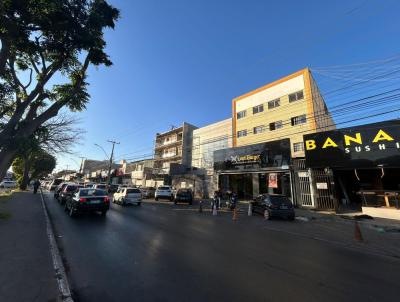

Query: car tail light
79,197,87,202
104,196,110,203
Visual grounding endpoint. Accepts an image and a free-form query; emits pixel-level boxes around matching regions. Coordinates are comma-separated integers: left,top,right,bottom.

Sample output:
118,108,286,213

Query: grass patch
0,212,11,219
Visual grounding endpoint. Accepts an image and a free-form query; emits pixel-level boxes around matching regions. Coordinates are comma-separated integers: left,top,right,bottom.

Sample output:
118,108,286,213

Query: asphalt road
43,193,400,302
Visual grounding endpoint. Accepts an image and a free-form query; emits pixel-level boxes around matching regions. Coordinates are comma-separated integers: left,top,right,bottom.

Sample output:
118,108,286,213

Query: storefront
304,120,400,215
214,139,292,200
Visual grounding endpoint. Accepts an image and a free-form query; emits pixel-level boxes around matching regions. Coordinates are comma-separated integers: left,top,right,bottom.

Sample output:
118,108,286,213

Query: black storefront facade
214,139,292,200
304,119,400,214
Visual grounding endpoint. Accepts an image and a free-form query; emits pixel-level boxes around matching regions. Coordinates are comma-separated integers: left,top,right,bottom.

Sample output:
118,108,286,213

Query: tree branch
0,36,10,77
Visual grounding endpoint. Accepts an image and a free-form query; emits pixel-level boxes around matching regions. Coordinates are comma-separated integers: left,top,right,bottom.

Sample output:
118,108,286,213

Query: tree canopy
0,0,119,180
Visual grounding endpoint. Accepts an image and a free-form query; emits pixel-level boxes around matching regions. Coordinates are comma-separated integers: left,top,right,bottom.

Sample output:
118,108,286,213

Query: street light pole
106,140,120,186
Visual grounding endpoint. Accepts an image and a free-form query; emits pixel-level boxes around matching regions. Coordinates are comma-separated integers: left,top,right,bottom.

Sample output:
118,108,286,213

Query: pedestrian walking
33,179,40,194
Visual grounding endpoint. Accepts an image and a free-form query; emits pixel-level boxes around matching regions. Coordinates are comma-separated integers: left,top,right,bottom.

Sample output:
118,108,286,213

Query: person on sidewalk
33,179,40,194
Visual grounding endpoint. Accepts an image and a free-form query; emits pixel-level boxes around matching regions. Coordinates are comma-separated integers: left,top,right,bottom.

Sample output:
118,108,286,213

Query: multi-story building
214,68,335,200
154,122,197,175
191,118,232,171
120,159,154,187
232,68,335,157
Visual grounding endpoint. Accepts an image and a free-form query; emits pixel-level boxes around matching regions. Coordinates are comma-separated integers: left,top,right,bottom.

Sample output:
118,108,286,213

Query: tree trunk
19,157,31,190
0,147,19,182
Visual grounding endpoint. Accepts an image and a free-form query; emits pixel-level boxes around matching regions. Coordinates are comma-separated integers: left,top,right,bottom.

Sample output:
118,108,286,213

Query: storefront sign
214,139,291,172
316,182,328,189
297,171,309,178
304,120,400,168
268,173,278,188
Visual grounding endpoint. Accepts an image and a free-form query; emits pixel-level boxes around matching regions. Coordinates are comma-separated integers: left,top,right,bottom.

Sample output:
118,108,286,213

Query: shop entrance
218,173,253,199
218,172,291,200
334,168,400,211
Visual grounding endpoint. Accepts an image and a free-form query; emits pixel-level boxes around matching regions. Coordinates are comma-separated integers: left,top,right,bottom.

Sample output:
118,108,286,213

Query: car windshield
79,189,107,196
158,186,170,190
96,185,106,189
127,189,141,194
268,195,291,205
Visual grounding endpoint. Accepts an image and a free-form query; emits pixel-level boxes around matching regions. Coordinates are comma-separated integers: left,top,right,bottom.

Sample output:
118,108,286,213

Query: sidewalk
0,191,59,302
295,208,400,230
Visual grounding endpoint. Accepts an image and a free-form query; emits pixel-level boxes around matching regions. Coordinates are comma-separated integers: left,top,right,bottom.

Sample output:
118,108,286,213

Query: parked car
113,187,142,206
93,183,108,191
251,194,295,220
174,188,193,205
54,182,70,199
140,187,156,198
58,184,83,205
49,178,63,191
64,188,110,217
0,180,17,189
155,186,174,201
108,184,119,193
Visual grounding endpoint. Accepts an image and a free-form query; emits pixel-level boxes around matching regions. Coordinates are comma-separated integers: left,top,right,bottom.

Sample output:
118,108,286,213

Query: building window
268,98,280,109
252,104,264,114
253,125,265,134
291,114,307,126
269,121,283,131
237,110,246,119
237,130,247,138
293,142,304,152
289,90,304,103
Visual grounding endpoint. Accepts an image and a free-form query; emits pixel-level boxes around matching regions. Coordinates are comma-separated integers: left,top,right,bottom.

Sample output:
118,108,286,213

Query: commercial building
215,68,335,201
233,68,334,156
119,159,156,187
191,118,232,170
304,119,400,218
154,122,197,175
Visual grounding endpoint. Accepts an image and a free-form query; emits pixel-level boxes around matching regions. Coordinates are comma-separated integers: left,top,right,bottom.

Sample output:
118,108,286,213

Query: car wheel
174,200,177,205
155,197,158,201
64,202,68,212
69,206,76,218
189,201,193,205
137,202,141,206
264,209,271,220
288,215,295,221
170,196,174,201
112,198,116,204
121,198,125,206
101,210,107,216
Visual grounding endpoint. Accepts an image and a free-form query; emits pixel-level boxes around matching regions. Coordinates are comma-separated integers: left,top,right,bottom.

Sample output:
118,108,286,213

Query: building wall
309,74,336,132
232,68,333,157
191,118,232,170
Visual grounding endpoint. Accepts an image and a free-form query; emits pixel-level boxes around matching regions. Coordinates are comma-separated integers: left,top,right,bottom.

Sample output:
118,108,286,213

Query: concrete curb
39,189,74,302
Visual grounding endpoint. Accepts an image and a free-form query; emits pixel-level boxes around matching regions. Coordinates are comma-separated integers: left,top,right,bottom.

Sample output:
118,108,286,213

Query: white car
155,186,174,201
113,188,142,206
0,180,17,189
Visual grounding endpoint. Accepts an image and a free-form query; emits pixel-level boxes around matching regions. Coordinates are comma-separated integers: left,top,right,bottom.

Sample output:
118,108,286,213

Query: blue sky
58,0,400,171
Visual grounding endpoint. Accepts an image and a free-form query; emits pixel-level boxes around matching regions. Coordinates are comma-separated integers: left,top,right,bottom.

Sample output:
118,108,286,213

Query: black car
58,184,83,205
174,188,193,205
54,182,69,199
64,188,110,217
251,194,295,220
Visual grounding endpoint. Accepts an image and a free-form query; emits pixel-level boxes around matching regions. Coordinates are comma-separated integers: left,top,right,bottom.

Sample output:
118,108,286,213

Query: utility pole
106,140,120,186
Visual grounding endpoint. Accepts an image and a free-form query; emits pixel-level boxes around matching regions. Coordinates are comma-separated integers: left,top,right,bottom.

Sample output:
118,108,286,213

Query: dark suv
64,188,110,217
251,194,295,220
174,188,193,205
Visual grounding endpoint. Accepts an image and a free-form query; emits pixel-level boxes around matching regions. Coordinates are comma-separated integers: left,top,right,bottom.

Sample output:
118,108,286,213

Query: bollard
199,200,203,213
264,209,270,220
248,202,252,216
354,220,364,242
232,208,238,221
212,204,217,216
